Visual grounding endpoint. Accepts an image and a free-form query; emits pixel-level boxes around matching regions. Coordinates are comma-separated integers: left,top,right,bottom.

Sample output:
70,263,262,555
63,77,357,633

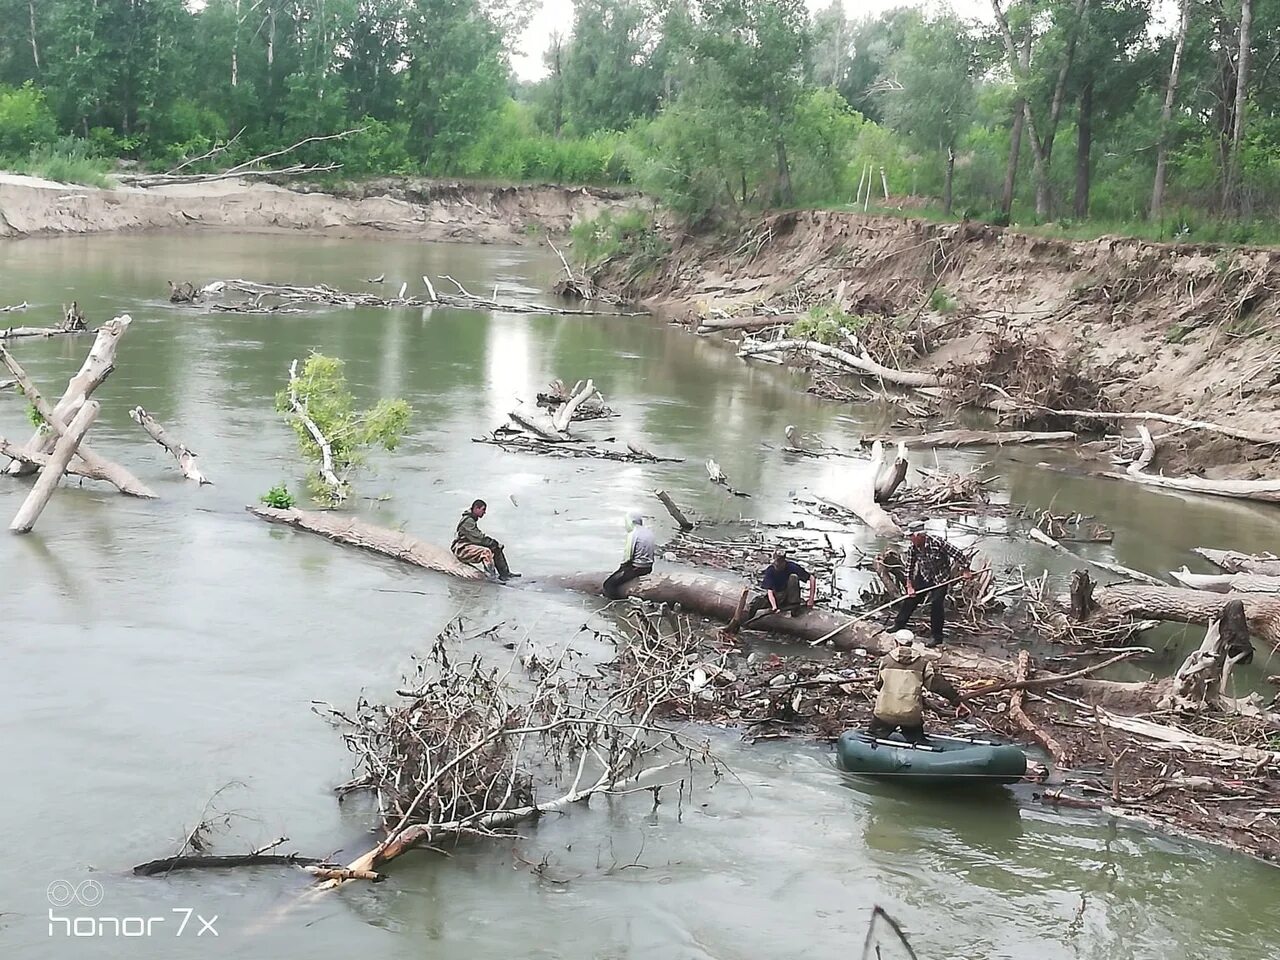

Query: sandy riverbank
595,210,1280,478
0,173,635,244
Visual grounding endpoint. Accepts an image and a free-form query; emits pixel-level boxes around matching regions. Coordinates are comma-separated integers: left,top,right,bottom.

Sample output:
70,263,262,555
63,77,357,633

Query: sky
509,0,993,81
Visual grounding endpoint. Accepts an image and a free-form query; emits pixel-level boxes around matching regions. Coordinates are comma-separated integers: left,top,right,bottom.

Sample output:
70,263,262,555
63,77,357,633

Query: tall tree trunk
999,32,1032,221
1225,0,1254,213
943,145,956,215
267,8,275,95
28,0,40,71
993,0,1088,220
1001,101,1026,220
1074,81,1093,219
231,0,240,88
774,132,793,206
1151,0,1190,221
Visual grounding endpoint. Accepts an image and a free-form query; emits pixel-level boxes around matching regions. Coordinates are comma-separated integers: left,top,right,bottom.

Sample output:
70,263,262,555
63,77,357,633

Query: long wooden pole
11,400,100,533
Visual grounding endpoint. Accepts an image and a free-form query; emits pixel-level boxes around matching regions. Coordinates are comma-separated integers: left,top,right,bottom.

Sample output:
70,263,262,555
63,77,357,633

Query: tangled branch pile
317,618,722,881
948,329,1108,428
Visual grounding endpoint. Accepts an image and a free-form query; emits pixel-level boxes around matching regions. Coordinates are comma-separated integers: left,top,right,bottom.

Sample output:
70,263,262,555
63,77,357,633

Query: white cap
894,629,915,645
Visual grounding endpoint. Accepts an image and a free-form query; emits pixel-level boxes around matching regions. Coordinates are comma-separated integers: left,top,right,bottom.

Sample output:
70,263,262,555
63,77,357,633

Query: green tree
692,0,810,204
562,0,661,133
402,0,508,167
882,15,976,214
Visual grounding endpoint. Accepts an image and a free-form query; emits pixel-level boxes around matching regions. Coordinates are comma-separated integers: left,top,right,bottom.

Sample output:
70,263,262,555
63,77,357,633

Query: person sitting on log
890,520,972,647
725,549,816,634
868,630,966,744
451,499,519,581
603,510,655,599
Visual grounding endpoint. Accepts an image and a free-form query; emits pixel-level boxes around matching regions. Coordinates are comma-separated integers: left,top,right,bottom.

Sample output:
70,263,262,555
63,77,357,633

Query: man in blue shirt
725,549,816,634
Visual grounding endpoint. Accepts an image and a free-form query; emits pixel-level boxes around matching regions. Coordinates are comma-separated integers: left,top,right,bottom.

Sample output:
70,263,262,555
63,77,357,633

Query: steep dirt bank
0,173,634,244
595,210,1280,476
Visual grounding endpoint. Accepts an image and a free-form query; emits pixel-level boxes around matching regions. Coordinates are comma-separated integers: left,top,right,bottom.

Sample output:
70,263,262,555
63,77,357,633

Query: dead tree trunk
654,489,693,531
1115,426,1280,502
0,340,157,498
4,316,132,478
248,507,486,580
129,407,210,484
1097,582,1280,647
1193,548,1280,577
10,401,100,533
1151,0,1191,221
841,442,903,537
1162,600,1254,711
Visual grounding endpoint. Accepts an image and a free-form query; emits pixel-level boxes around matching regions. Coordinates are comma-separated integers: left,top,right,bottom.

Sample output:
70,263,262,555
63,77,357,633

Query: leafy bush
452,100,629,184
929,287,957,313
569,208,667,272
12,137,111,187
275,353,411,503
788,303,871,344
0,82,57,156
260,484,297,509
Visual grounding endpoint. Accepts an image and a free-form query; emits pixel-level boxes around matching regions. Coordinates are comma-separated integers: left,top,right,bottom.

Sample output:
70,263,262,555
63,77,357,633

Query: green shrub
569,208,666,271
929,287,957,313
788,303,871,344
260,484,297,509
0,82,57,156
12,137,111,187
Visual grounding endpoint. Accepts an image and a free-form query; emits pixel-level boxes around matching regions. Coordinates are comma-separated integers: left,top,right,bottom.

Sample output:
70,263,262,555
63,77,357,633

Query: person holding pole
890,521,972,647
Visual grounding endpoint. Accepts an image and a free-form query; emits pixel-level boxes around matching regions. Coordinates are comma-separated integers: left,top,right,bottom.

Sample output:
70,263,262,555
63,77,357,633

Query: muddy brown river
2,232,1279,959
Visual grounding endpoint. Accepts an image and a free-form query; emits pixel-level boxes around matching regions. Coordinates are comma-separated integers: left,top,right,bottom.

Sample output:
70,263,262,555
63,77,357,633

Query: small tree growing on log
276,354,410,504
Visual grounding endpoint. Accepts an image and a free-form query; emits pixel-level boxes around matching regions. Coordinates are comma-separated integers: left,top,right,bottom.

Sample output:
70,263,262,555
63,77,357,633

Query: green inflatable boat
836,730,1027,786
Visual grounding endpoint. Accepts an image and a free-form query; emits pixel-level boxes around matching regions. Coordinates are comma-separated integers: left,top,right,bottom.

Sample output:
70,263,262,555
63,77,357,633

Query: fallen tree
130,407,210,484
210,278,644,319
829,441,905,538
9,400,99,533
313,615,723,887
1194,548,1280,577
1168,569,1280,594
248,506,485,580
862,428,1076,448
1097,582,1280,647
1,334,158,498
1107,425,1280,503
738,337,941,388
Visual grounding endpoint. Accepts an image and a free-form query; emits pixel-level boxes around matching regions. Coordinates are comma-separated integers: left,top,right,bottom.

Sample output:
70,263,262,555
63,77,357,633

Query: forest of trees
2,0,1279,239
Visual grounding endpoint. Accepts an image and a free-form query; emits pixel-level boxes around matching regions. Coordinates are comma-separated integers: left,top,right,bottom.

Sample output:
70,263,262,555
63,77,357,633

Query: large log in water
548,569,892,647
1097,582,1280,647
248,507,486,580
10,400,99,533
1193,548,1280,577
862,429,1076,447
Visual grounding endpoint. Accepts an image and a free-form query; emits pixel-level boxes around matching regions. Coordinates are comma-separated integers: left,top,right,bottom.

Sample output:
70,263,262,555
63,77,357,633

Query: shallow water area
2,231,1279,960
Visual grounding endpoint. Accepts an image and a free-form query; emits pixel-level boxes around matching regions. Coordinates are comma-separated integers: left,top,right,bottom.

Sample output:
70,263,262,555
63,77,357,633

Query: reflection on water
2,232,1279,960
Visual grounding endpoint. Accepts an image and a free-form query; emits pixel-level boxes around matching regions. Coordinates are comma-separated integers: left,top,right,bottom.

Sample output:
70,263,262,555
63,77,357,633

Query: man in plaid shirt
890,521,972,647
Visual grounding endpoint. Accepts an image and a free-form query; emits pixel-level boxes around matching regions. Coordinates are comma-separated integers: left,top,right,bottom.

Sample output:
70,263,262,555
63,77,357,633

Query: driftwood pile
476,377,683,465
190,277,645,319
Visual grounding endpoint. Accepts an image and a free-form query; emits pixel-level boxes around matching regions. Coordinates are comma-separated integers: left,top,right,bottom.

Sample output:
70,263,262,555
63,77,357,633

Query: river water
2,232,1278,960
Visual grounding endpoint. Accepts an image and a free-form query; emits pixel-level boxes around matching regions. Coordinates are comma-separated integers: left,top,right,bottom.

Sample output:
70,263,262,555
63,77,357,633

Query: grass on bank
827,198,1280,247
2,138,112,187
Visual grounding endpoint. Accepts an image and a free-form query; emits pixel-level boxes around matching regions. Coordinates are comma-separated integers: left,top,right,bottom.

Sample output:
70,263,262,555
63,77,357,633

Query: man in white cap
890,520,972,647
603,510,656,599
869,629,965,743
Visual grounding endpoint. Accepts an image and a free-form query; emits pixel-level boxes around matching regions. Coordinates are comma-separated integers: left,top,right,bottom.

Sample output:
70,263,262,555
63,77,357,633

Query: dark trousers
868,716,926,744
891,579,947,643
491,546,512,578
603,562,651,599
